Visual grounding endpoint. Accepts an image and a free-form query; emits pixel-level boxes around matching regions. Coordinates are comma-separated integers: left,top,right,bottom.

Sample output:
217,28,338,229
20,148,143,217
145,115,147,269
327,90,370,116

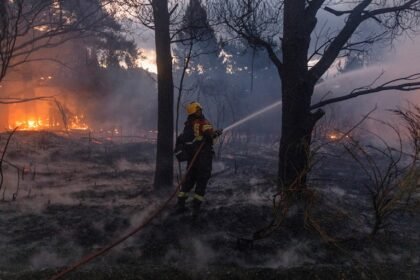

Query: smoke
313,36,420,145
190,238,216,269
164,237,216,272
264,239,316,269
326,186,346,198
29,247,82,270
115,159,154,173
128,203,159,227
0,34,159,134
85,68,158,132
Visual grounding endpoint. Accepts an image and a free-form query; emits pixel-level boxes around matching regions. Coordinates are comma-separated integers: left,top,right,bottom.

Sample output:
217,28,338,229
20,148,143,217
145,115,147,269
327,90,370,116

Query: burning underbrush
0,131,418,279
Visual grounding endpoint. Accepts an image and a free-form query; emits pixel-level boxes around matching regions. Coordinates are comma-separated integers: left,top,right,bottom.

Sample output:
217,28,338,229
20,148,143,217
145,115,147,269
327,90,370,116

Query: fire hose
48,142,205,280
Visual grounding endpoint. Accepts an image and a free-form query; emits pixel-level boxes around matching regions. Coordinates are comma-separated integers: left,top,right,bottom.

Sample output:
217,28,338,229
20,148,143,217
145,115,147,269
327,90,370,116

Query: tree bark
278,0,324,193
152,0,174,189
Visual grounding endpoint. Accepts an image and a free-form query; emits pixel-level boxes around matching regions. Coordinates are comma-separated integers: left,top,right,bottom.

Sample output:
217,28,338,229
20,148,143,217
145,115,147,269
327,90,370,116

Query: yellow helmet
186,101,202,115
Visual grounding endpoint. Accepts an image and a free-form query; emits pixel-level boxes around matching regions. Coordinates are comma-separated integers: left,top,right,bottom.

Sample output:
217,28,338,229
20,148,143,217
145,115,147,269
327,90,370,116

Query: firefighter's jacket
175,114,214,162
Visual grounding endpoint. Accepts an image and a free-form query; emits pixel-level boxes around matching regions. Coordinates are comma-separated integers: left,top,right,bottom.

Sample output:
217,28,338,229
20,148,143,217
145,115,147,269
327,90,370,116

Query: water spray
222,100,282,132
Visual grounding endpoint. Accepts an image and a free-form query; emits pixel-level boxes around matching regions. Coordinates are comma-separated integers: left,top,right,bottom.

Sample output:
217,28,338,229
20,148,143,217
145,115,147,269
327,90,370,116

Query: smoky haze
0,2,419,278
313,36,420,144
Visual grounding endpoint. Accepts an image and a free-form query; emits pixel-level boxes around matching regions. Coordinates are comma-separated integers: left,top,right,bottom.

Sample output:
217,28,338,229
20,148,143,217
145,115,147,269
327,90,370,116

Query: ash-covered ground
0,131,418,280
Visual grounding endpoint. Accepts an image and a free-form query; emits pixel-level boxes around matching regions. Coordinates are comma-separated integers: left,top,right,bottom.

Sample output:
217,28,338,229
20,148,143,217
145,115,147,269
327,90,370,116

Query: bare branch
310,73,420,110
0,96,54,104
214,0,284,75
1,0,115,82
309,0,373,84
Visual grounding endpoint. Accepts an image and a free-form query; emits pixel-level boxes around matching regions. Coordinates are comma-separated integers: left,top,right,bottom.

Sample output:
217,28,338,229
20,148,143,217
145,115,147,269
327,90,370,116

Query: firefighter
174,101,222,219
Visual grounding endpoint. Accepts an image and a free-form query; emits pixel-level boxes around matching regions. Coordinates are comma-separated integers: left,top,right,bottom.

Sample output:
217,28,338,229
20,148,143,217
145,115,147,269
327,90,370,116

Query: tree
175,0,219,69
0,0,143,130
173,0,221,132
45,1,139,99
123,0,177,189
120,0,218,189
151,0,175,189
1,0,116,83
216,0,420,200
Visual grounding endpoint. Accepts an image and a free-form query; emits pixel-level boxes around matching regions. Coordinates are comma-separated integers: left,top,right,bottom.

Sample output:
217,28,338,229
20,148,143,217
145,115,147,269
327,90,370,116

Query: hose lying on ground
49,142,205,280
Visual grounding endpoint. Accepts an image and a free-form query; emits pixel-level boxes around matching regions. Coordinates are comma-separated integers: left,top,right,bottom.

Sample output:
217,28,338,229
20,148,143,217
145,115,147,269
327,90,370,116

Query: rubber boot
191,199,202,221
174,197,187,214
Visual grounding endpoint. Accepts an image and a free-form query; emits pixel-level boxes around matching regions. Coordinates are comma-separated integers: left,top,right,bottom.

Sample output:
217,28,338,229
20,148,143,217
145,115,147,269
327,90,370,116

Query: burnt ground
0,131,419,279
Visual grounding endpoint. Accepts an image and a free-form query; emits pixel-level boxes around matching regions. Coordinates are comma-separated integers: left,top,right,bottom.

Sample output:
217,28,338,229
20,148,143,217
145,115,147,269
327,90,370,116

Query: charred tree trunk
152,0,174,189
278,0,324,193
278,84,320,191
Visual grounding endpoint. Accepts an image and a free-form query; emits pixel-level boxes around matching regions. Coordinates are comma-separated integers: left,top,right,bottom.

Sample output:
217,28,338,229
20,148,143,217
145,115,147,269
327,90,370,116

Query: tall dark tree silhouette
151,0,175,189
121,0,219,189
216,0,420,194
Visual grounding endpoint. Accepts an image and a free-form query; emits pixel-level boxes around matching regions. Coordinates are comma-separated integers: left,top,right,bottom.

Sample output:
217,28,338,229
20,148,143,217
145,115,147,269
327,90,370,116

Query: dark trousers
179,149,213,201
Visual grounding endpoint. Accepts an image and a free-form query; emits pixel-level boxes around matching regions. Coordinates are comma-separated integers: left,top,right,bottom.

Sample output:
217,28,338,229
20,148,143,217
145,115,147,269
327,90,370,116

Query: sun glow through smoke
136,49,157,74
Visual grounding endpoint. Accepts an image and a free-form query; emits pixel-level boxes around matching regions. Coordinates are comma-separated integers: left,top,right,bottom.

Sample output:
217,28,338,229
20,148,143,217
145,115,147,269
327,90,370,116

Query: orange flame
9,115,89,131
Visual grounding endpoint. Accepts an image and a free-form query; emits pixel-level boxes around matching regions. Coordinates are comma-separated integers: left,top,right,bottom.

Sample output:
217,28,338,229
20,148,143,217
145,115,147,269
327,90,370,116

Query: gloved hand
213,129,223,138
